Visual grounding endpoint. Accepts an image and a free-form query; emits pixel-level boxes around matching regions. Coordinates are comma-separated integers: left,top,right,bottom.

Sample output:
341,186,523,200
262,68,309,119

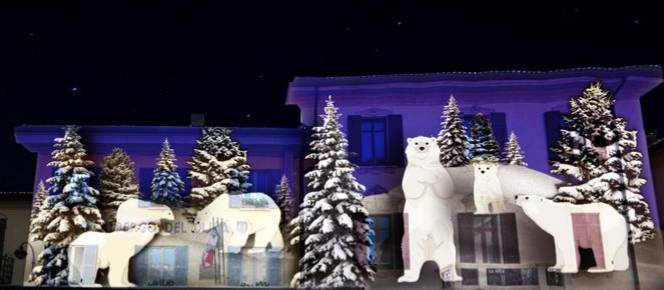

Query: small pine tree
30,244,68,286
437,95,469,167
274,175,293,228
29,180,47,238
551,82,655,243
151,139,185,207
502,131,527,166
99,148,139,230
29,126,103,285
468,113,500,161
291,96,375,288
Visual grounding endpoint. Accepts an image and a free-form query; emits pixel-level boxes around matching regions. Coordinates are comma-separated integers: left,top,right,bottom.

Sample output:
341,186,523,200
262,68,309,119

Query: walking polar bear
399,136,462,283
515,195,629,273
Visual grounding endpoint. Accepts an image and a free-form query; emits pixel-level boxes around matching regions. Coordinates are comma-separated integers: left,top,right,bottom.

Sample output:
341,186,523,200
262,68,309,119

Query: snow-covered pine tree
29,180,47,238
551,82,655,243
274,174,293,229
151,139,185,207
437,95,470,167
468,113,500,161
291,96,375,288
502,131,527,166
29,126,103,285
99,148,139,230
185,127,252,221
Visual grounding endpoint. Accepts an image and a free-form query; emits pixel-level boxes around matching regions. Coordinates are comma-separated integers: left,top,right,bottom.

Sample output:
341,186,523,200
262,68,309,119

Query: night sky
1,1,664,191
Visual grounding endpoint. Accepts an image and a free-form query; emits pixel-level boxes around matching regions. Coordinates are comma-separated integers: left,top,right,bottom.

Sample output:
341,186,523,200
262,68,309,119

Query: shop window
457,213,520,263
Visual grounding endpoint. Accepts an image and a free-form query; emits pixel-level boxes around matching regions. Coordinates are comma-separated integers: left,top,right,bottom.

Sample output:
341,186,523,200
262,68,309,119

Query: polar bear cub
472,161,506,214
399,136,462,283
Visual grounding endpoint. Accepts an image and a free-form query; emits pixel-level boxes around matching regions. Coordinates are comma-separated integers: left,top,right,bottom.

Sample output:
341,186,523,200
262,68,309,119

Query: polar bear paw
397,274,419,283
588,266,612,273
547,266,562,272
441,271,463,282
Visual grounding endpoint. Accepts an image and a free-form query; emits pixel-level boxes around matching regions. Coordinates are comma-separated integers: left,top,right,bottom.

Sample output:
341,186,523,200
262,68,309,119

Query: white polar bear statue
194,192,283,254
115,199,175,231
398,136,462,283
68,224,165,287
472,160,506,214
515,194,629,273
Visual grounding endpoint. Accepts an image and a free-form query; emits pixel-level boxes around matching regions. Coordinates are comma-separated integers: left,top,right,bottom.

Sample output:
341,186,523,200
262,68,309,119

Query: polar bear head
514,194,551,221
472,160,500,177
405,136,440,166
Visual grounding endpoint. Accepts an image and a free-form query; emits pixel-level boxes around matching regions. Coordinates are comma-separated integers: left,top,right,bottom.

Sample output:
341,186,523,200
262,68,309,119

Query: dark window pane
500,213,520,263
487,268,505,286
546,271,564,286
373,120,385,131
521,268,539,285
361,121,372,131
361,131,373,162
457,213,476,263
373,130,386,161
461,268,478,285
505,269,523,285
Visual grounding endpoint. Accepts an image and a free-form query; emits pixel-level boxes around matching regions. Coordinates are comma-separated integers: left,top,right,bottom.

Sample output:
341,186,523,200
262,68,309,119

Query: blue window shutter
387,115,404,166
174,246,188,285
266,251,282,286
544,111,562,160
228,252,242,286
139,168,153,200
347,115,362,164
490,112,508,149
132,246,148,286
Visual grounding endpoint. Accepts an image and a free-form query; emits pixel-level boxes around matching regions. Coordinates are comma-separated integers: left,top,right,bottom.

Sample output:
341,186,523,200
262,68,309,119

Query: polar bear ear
407,138,413,144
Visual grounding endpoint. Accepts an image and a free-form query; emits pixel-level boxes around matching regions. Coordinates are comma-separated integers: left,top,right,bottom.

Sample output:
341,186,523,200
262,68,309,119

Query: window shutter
139,168,153,200
174,246,188,285
500,213,520,263
133,246,148,286
347,115,362,164
490,112,508,148
544,111,562,160
387,115,405,166
457,213,476,263
228,251,243,286
266,251,282,286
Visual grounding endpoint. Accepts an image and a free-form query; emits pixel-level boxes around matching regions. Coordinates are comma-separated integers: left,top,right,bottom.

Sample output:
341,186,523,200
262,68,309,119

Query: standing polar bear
472,161,506,214
515,195,629,273
399,136,462,283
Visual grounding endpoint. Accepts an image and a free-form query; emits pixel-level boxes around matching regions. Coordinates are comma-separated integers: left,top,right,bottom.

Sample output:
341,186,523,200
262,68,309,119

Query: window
227,250,283,286
461,268,478,285
132,246,187,286
487,268,538,286
546,270,564,286
463,112,508,150
545,111,565,160
457,213,520,264
248,169,281,195
348,115,404,166
367,214,404,270
68,245,97,286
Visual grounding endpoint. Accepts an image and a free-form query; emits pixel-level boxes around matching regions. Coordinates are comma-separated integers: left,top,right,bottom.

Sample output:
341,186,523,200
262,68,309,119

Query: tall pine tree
274,174,293,229
151,139,185,207
436,95,469,167
29,126,103,285
99,148,139,230
551,82,655,243
502,131,527,166
185,127,252,222
292,96,375,288
468,113,500,161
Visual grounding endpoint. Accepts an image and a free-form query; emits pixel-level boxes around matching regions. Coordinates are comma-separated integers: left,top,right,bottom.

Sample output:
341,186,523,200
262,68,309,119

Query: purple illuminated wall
15,126,305,210
286,66,663,226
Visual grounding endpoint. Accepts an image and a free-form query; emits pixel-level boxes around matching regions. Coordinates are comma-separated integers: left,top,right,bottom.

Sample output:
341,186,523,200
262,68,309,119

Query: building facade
14,66,664,289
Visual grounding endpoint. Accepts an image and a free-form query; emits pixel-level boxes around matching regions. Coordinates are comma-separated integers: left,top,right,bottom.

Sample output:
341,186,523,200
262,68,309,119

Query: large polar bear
68,224,165,287
115,199,174,231
472,160,506,213
398,136,462,283
515,195,629,273
194,192,283,254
